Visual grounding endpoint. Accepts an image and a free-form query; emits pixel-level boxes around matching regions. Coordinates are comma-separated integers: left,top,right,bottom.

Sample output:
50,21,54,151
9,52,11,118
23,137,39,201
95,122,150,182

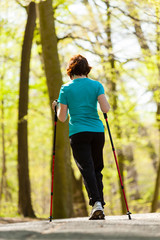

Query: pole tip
127,211,132,220
49,216,53,222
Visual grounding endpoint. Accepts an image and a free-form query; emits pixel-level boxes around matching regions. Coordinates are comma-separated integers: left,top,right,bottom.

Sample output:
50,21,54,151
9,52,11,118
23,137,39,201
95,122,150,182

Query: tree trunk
151,160,160,212
106,0,126,214
0,91,10,202
147,141,157,171
126,2,151,55
38,0,73,218
124,145,140,200
71,169,88,217
151,7,160,211
0,77,6,201
18,1,36,217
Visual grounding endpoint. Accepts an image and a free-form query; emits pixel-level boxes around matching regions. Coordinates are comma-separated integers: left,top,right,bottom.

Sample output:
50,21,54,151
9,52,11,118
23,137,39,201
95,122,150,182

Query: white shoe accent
89,201,105,220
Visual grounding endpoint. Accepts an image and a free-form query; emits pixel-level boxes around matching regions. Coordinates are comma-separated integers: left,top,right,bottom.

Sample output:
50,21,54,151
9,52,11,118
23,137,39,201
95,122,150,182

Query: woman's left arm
52,101,68,122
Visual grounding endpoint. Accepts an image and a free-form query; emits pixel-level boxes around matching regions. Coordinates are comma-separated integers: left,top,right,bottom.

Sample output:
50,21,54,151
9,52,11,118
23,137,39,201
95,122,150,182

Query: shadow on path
0,231,160,240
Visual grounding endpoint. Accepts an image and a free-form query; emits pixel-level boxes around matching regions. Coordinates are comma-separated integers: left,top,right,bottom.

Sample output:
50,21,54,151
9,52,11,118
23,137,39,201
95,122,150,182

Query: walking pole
49,102,58,222
103,113,131,220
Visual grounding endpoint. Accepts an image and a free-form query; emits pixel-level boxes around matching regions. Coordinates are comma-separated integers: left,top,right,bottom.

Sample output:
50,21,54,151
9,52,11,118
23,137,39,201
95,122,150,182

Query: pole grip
103,113,107,119
54,100,58,122
54,105,57,122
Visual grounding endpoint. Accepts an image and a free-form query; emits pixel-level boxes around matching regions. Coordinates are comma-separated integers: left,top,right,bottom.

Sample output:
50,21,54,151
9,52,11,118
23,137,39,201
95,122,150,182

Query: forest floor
0,213,160,240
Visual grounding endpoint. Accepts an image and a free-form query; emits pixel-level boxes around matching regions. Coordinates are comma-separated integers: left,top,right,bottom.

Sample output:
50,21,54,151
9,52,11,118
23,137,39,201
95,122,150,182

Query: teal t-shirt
58,78,105,136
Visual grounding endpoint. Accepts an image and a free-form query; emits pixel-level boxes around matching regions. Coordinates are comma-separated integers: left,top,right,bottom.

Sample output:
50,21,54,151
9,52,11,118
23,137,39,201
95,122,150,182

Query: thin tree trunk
151,160,160,212
147,141,157,171
38,0,73,218
106,0,126,214
71,169,88,217
0,81,6,200
151,7,160,212
124,145,140,200
0,95,9,202
18,1,36,217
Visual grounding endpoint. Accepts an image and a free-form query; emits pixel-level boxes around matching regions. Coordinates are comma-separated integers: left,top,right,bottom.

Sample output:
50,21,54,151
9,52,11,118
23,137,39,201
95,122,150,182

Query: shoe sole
89,210,105,220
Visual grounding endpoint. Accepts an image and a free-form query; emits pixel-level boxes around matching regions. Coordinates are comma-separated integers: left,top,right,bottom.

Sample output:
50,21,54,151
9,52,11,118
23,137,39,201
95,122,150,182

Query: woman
52,55,110,220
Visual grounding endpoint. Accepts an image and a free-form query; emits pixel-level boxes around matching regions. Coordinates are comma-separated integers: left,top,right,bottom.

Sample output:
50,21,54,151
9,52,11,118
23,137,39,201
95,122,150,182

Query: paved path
0,213,160,240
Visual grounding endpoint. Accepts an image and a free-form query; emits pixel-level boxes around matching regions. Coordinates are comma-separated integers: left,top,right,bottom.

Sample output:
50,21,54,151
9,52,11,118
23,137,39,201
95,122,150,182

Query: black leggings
70,132,105,207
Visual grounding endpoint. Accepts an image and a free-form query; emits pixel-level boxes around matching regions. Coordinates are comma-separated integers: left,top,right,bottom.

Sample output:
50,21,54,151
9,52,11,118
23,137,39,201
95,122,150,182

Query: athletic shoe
89,201,105,220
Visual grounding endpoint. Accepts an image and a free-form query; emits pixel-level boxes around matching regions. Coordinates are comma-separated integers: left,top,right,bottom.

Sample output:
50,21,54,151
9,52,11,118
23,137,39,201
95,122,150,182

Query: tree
72,169,88,217
151,6,160,212
0,74,10,202
38,0,73,218
18,1,36,217
104,0,126,214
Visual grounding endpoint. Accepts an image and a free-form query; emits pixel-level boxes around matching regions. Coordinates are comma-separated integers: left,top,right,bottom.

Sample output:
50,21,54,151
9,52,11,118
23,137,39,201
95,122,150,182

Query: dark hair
67,55,92,79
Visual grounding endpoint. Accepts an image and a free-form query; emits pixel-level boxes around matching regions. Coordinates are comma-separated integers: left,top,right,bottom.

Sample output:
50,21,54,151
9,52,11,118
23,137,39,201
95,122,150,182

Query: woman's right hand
52,100,58,111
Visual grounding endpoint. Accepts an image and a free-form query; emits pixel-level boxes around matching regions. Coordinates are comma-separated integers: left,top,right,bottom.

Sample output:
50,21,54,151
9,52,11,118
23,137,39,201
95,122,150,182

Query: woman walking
52,55,110,220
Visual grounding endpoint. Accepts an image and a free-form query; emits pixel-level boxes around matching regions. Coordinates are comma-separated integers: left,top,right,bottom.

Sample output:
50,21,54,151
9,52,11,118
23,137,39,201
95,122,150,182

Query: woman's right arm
98,94,110,113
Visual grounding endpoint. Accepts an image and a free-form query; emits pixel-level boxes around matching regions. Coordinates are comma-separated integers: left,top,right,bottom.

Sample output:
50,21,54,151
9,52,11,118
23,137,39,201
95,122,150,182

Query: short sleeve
97,82,105,97
58,85,68,105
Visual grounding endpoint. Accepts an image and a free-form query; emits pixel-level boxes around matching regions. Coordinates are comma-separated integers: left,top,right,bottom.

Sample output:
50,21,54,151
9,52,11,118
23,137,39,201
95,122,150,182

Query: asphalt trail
0,213,160,240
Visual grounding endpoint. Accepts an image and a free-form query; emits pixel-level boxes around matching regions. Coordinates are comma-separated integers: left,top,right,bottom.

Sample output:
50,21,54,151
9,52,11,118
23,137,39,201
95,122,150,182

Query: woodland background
0,0,160,219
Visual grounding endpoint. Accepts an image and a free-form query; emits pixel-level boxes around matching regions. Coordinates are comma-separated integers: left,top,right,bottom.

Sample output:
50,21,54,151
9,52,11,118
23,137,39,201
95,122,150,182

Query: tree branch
15,0,27,10
58,33,96,44
110,5,159,24
55,18,96,33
